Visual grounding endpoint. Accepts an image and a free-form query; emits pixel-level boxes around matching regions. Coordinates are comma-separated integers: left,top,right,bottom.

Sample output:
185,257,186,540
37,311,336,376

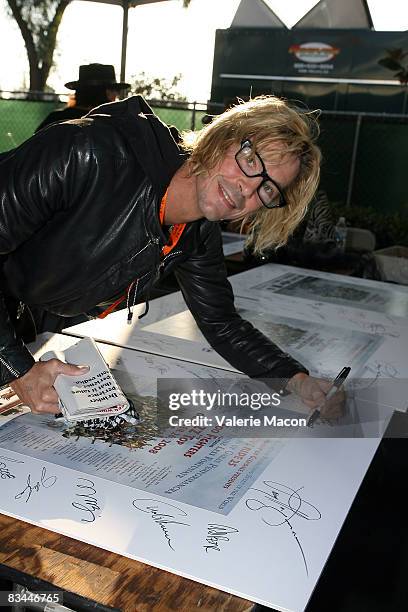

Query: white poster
0,427,380,612
251,272,408,318
0,335,382,611
144,307,383,378
0,413,284,515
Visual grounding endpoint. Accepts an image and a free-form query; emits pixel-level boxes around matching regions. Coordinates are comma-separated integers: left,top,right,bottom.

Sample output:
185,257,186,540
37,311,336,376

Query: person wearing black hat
35,63,130,132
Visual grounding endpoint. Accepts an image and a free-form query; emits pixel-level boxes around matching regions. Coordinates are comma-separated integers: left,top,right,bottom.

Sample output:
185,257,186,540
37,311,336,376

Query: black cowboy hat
65,63,130,90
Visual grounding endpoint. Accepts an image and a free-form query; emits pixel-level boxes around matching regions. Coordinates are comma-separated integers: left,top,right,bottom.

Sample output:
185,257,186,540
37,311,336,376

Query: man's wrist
286,372,308,394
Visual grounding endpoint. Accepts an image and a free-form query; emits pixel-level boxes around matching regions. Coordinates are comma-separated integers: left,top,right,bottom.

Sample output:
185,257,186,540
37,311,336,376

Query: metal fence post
346,113,362,207
191,101,197,131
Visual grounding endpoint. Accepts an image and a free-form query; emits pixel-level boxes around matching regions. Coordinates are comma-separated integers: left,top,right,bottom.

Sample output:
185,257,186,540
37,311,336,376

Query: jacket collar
87,96,186,201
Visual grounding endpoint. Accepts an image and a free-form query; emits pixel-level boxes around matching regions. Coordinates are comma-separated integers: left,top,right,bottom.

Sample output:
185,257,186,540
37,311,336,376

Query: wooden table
0,514,253,612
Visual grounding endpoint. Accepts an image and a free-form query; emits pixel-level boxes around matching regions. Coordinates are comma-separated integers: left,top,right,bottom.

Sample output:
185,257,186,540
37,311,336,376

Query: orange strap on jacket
97,190,185,319
159,189,186,257
97,294,127,319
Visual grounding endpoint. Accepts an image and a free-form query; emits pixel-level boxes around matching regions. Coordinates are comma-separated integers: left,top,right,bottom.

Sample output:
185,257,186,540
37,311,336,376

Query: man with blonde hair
0,95,339,417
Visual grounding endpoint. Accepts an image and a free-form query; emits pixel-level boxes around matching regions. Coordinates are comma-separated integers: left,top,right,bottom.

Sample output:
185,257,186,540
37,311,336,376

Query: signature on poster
204,523,239,553
365,361,400,380
14,467,57,503
132,498,190,551
244,481,321,576
0,455,24,480
72,477,101,523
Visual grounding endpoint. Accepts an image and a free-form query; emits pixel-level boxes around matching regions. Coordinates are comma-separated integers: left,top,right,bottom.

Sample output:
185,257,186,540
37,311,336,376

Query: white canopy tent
231,0,374,30
293,0,374,29
231,0,286,29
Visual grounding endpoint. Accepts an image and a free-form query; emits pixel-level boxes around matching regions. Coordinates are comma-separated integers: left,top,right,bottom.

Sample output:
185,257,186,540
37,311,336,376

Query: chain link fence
1,91,408,214
0,94,59,150
319,111,408,214
0,92,207,152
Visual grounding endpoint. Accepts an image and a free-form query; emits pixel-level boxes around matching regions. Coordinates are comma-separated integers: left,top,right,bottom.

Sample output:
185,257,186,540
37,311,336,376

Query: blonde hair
180,96,321,254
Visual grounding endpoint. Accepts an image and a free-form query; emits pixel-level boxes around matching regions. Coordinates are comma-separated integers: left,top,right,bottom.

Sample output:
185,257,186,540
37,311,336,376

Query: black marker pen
307,366,351,428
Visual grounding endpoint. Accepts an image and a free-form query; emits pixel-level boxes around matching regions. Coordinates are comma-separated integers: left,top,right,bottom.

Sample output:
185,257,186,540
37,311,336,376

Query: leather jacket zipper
158,249,183,275
0,354,20,378
129,239,154,262
126,237,161,324
97,239,156,321
126,279,138,324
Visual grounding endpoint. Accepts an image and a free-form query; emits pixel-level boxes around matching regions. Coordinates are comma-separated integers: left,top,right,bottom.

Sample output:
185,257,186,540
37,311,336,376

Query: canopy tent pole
80,0,173,95
120,0,129,88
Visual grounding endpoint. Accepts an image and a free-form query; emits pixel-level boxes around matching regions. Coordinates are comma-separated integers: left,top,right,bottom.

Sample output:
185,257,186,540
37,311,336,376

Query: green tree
378,48,408,84
130,72,186,102
6,0,71,93
5,0,192,93
378,47,408,113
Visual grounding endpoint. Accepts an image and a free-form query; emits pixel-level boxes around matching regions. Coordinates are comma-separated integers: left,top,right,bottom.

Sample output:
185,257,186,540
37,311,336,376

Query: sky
1,0,408,102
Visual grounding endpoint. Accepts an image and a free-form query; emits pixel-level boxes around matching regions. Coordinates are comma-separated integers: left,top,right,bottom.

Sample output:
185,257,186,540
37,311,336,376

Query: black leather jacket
0,96,307,386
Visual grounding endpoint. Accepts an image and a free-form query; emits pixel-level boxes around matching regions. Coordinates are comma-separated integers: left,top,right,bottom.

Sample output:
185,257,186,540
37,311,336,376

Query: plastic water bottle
335,217,347,252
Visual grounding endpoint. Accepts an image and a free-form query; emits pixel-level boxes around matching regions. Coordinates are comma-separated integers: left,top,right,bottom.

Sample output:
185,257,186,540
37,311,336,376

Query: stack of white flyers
40,336,130,422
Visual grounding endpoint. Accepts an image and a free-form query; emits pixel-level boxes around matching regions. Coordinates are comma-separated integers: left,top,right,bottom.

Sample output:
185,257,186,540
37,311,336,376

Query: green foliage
6,0,71,91
378,48,408,85
130,72,187,102
10,0,60,54
331,202,408,248
5,0,192,93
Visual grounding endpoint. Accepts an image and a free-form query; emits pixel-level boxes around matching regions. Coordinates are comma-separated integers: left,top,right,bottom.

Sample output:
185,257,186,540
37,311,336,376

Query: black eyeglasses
235,139,287,209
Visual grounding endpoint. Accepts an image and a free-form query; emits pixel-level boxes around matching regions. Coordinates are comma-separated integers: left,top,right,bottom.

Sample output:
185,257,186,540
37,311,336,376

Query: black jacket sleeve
174,224,309,387
0,125,92,385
